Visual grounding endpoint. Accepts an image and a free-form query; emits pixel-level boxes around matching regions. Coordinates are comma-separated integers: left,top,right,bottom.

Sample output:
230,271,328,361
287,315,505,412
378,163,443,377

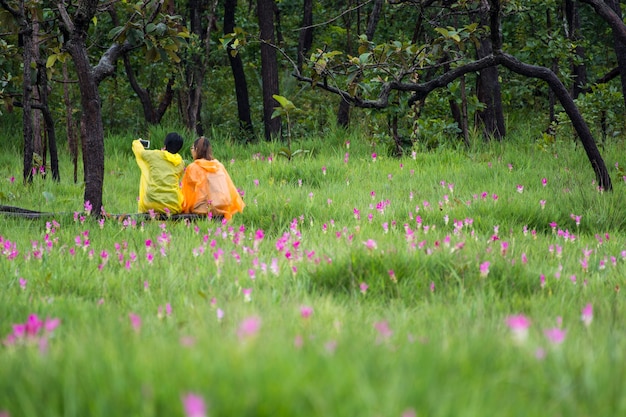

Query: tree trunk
565,0,587,98
56,0,127,215
36,59,59,181
297,0,313,72
63,62,79,184
257,0,281,140
20,12,35,182
497,53,611,190
182,0,206,135
224,0,254,141
122,53,174,125
31,17,44,161
605,0,626,109
475,1,505,140
337,0,384,127
67,39,105,213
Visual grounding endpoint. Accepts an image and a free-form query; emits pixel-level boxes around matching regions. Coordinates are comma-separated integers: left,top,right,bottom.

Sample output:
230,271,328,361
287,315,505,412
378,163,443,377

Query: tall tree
257,0,281,140
181,0,218,136
565,0,587,99
604,0,626,109
55,0,133,214
578,0,626,111
108,5,175,125
337,0,384,127
0,0,35,182
474,0,505,140
224,0,254,141
297,0,313,72
293,0,612,190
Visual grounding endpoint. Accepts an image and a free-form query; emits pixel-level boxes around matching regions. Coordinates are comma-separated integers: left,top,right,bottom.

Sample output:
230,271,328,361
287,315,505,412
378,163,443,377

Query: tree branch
93,41,133,84
579,0,626,45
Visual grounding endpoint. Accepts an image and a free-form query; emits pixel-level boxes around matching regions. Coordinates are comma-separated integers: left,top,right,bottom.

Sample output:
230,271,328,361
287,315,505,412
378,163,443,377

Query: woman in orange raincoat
181,136,245,220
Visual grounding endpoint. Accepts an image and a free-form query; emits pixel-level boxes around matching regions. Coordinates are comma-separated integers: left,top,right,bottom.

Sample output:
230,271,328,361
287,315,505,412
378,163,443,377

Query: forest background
1,0,626,212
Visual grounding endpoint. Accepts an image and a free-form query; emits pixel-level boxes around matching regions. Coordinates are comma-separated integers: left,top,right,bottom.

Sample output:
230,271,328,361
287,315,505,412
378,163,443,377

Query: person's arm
132,139,145,158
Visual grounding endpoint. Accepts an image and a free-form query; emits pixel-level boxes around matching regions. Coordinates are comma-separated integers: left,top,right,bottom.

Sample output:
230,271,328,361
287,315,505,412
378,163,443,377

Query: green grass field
2,126,626,416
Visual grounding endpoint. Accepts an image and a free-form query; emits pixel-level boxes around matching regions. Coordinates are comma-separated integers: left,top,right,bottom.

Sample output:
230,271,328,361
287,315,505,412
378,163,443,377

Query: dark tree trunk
67,43,105,212
337,0,384,127
181,0,213,135
565,0,587,98
63,62,79,183
605,0,626,109
122,54,174,125
224,0,254,141
475,1,505,140
3,0,37,183
257,0,281,140
497,53,611,190
297,0,313,72
56,0,133,215
21,21,35,183
36,59,59,181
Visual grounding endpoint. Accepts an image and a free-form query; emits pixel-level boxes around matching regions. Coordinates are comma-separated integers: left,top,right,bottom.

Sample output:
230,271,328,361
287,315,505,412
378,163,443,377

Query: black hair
164,132,183,153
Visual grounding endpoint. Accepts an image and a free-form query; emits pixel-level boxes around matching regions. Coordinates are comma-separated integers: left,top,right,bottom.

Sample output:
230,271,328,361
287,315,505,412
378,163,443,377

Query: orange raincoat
181,159,245,220
132,140,184,214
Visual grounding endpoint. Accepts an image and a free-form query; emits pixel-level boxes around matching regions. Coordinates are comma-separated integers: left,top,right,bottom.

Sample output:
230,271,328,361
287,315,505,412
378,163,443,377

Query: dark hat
164,132,183,153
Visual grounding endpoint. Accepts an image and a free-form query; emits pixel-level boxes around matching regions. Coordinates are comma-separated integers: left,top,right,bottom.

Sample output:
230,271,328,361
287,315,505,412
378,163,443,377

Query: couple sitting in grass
132,132,245,220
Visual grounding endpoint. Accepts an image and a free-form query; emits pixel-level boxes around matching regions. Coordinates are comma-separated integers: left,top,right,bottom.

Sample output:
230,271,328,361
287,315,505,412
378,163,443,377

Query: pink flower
129,313,142,332
44,318,61,333
505,314,531,342
541,178,547,187
581,303,593,327
300,306,314,319
181,393,207,417
544,327,567,345
216,308,224,322
363,239,377,251
479,261,490,277
19,278,27,289
374,320,393,342
237,316,261,340
242,288,252,302
359,282,368,294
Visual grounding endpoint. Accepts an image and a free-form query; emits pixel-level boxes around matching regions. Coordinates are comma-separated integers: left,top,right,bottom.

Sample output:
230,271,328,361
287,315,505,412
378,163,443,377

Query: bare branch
292,0,373,31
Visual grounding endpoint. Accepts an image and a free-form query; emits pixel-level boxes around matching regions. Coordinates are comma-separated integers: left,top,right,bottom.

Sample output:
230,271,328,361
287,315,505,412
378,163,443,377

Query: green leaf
272,95,296,111
46,55,57,68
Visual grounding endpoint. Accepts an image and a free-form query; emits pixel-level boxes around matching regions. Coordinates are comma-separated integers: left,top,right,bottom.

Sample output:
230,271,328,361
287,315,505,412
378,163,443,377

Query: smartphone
139,139,150,149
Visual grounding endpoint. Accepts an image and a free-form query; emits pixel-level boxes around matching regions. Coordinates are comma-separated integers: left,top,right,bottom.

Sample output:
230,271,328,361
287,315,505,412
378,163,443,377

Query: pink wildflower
237,316,261,340
129,313,142,333
544,327,567,345
581,303,593,327
300,306,314,319
505,314,531,343
479,261,490,278
181,393,207,417
363,239,377,251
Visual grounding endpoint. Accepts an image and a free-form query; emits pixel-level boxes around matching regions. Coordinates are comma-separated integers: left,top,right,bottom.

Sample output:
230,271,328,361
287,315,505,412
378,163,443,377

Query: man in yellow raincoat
181,136,244,220
132,132,185,214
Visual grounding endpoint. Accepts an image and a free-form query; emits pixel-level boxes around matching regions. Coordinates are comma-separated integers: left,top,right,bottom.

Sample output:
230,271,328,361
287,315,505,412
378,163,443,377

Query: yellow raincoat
132,140,184,214
181,159,245,220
